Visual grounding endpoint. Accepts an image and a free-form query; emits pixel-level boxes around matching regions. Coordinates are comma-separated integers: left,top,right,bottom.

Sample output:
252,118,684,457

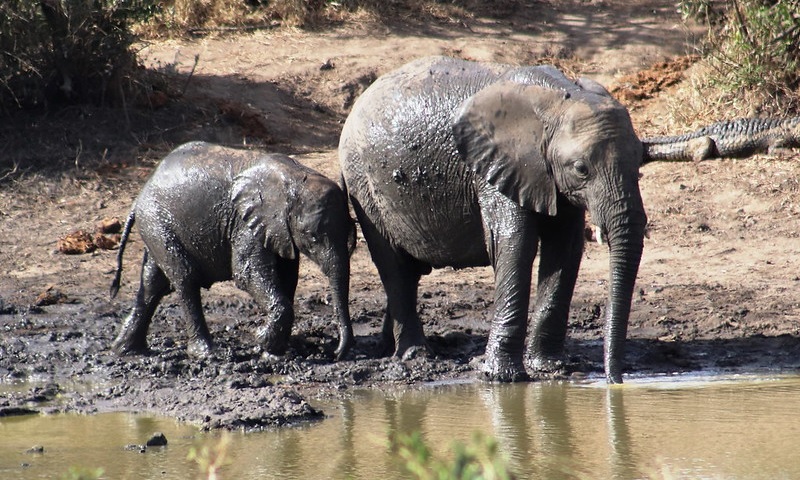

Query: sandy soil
2,0,800,430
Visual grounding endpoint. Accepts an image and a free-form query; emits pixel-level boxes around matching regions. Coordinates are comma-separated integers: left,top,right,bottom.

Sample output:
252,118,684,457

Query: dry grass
132,0,272,37
612,0,800,135
132,0,490,37
659,60,800,132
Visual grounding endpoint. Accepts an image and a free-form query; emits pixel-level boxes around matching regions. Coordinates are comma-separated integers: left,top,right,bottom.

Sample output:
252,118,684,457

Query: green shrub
686,0,800,93
678,0,716,22
391,431,517,480
61,466,104,480
0,0,158,111
188,431,232,480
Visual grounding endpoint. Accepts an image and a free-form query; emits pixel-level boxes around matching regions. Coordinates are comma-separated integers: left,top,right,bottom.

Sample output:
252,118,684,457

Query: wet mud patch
0,289,486,430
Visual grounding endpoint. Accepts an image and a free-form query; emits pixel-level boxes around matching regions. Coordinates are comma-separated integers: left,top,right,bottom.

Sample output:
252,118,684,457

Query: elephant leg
380,310,394,356
235,248,295,356
174,282,214,358
275,256,299,301
527,201,585,374
266,256,299,354
150,239,215,357
382,259,427,359
113,249,171,355
351,198,428,358
479,189,538,382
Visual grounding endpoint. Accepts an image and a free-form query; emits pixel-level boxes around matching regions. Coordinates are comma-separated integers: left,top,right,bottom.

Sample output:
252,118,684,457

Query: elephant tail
337,172,348,198
109,210,136,299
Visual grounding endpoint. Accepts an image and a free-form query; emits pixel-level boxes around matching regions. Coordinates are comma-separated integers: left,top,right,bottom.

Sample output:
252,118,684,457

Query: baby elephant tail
109,210,136,299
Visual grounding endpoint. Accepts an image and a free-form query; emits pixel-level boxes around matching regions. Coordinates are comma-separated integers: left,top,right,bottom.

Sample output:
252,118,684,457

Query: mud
2,0,800,431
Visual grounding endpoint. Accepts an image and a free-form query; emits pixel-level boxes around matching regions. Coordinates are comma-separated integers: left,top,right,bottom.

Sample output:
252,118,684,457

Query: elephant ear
453,81,561,216
231,165,297,260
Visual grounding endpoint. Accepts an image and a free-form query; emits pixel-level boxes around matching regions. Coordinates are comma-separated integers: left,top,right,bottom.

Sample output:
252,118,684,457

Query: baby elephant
110,141,356,360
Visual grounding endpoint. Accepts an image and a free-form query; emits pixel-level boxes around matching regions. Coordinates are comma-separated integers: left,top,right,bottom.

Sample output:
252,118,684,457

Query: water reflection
3,374,800,479
606,387,636,479
0,412,202,479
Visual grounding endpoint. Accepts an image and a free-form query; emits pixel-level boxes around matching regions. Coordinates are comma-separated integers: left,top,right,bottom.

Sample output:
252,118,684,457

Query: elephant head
290,178,357,360
234,162,356,360
453,79,647,383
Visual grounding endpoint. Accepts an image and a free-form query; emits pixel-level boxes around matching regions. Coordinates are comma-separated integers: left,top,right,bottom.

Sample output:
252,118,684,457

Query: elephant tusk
594,225,605,245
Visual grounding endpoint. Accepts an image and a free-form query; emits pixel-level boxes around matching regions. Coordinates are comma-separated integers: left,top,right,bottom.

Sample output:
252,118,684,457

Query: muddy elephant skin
111,141,356,360
339,56,647,383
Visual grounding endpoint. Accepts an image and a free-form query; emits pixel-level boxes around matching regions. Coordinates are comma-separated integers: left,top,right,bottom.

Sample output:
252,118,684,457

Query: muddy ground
2,0,800,430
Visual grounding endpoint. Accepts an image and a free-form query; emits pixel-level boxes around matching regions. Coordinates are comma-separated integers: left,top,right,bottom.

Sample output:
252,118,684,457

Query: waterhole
2,373,799,479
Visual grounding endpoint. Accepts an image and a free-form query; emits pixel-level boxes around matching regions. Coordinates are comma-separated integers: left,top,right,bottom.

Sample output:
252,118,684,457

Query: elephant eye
573,160,590,177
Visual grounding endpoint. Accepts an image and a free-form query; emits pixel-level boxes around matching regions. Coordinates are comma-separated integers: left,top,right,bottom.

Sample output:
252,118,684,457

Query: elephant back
500,65,577,93
339,57,506,267
133,142,254,283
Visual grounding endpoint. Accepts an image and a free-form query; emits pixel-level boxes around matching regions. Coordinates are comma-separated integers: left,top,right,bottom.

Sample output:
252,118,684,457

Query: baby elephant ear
453,81,559,216
231,165,297,260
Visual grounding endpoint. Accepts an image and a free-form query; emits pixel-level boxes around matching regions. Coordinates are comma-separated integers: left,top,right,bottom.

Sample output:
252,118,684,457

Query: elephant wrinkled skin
339,56,647,383
111,141,356,361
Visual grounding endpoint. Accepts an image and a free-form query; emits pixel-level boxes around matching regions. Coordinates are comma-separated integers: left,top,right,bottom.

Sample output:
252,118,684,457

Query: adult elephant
339,56,647,383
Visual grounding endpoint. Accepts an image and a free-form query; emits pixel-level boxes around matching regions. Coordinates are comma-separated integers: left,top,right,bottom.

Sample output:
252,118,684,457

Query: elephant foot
526,353,568,376
394,340,431,361
257,323,291,357
261,351,287,363
376,340,393,358
187,337,214,358
392,327,429,359
476,355,529,383
111,336,149,356
399,344,430,361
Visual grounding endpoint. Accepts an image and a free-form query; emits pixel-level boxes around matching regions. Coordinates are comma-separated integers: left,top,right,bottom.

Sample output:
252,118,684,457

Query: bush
132,0,267,36
0,1,480,112
0,0,157,111
133,0,480,35
685,0,800,93
391,431,517,480
61,466,104,480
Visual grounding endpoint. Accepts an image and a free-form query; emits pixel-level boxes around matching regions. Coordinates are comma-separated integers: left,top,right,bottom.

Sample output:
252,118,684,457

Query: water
2,374,800,479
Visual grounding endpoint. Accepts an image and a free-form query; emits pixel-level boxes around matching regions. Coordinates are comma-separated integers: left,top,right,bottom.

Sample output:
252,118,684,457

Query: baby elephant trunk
320,255,354,360
294,185,356,360
298,221,355,360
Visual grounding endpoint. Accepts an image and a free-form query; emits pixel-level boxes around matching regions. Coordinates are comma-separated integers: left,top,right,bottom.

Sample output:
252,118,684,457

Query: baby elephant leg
235,249,297,356
175,282,214,358
113,249,170,354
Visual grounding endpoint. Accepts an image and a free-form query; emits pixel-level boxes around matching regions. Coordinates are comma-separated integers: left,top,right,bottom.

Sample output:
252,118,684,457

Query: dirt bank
2,1,800,430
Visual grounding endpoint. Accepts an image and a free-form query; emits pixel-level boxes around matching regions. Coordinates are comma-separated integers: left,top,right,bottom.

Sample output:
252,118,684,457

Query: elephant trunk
598,201,646,384
320,251,354,360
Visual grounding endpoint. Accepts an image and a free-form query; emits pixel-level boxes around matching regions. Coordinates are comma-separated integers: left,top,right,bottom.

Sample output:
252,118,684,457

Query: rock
146,432,168,447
